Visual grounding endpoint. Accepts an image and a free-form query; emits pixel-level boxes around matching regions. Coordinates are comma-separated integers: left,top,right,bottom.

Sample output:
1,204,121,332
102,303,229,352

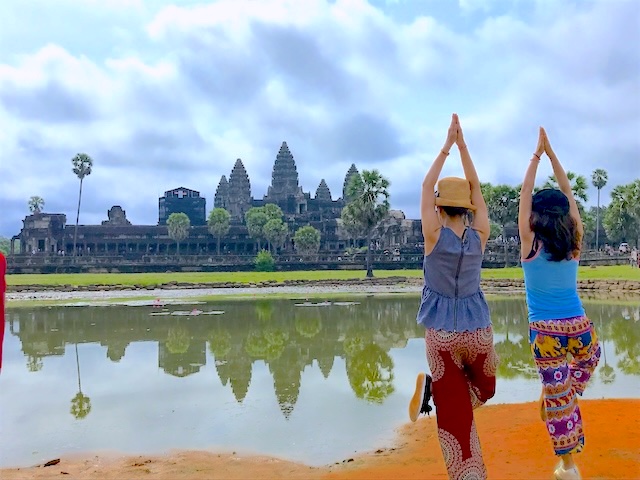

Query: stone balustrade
5,250,631,274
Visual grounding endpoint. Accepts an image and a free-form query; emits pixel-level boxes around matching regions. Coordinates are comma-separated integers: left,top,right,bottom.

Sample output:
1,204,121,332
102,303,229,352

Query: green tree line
480,173,639,249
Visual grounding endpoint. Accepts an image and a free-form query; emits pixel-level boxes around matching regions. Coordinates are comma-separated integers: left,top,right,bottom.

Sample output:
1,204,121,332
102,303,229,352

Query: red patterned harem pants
425,326,499,480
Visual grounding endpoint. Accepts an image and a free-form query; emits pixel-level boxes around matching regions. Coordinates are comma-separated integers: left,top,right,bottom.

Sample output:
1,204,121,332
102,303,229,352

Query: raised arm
421,115,456,251
455,115,490,249
518,127,545,258
544,133,584,240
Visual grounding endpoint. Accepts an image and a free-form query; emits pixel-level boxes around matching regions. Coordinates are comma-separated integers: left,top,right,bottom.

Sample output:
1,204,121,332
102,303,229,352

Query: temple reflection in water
6,297,639,417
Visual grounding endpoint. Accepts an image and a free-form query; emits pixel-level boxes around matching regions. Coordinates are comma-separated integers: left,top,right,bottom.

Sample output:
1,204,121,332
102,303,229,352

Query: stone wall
7,275,640,296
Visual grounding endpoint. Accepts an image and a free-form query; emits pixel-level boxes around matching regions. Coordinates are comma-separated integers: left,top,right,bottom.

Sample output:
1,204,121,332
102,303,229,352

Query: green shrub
254,249,275,272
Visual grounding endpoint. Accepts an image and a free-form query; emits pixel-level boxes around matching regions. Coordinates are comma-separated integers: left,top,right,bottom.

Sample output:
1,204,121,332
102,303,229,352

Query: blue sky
0,0,638,237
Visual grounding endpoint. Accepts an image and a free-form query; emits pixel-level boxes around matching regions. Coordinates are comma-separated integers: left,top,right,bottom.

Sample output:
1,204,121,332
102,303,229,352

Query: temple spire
269,141,299,198
343,164,360,201
315,179,332,202
227,159,252,220
214,175,229,209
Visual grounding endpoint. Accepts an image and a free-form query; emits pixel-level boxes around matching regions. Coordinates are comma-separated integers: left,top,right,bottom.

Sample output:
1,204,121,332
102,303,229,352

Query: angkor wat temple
10,142,421,260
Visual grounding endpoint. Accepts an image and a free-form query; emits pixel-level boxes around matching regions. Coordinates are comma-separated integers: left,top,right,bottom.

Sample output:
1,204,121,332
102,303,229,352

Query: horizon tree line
6,164,639,259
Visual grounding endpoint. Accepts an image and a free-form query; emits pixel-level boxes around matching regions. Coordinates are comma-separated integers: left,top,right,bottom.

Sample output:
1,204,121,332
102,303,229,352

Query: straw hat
435,177,476,211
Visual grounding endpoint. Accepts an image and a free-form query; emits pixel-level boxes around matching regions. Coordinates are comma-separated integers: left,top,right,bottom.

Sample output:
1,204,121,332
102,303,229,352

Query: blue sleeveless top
416,227,491,332
522,247,585,321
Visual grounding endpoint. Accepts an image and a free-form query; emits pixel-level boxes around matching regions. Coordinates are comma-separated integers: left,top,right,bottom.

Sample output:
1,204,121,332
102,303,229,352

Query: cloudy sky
1,0,638,238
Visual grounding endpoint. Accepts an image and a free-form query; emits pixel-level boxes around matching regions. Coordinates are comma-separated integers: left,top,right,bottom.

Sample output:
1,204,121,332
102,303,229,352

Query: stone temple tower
342,164,360,202
227,159,252,221
265,142,306,214
214,175,229,210
315,179,332,202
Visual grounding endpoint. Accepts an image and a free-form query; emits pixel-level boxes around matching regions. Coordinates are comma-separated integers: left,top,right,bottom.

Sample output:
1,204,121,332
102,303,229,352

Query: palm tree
603,181,640,247
208,208,231,255
71,337,91,419
597,305,616,384
70,391,92,419
340,204,367,249
344,170,390,277
167,212,191,254
591,169,608,251
71,153,93,257
28,196,45,214
483,184,520,267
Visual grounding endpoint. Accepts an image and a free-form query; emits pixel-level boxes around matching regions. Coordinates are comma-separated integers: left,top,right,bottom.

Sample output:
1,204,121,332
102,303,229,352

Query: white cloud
458,0,494,13
0,0,638,237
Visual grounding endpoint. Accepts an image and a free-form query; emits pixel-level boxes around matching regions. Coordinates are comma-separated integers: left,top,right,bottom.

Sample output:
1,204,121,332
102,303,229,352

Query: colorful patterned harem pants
529,316,601,456
425,326,498,480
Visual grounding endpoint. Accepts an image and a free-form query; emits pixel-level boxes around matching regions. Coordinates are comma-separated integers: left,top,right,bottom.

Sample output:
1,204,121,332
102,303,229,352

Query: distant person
409,114,498,480
0,251,6,372
518,127,601,480
630,247,638,268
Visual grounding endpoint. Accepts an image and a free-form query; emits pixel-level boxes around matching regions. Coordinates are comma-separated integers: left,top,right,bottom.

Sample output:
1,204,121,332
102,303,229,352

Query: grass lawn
6,265,638,287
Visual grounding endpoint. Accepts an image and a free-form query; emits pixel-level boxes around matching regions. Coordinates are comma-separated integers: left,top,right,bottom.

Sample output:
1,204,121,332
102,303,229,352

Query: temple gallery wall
11,142,422,259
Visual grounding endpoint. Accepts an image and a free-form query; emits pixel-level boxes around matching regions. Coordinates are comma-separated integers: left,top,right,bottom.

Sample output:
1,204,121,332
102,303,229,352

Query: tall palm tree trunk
596,188,601,250
75,342,82,393
73,178,83,257
502,226,509,267
366,232,373,278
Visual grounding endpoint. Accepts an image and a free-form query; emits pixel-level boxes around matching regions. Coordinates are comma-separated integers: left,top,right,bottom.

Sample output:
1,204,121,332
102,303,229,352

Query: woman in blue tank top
518,128,601,480
408,114,498,480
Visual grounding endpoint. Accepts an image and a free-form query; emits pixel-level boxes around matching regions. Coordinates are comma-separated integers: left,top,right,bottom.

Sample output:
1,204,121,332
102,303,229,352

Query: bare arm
518,127,545,258
421,115,456,252
545,135,584,241
455,115,489,249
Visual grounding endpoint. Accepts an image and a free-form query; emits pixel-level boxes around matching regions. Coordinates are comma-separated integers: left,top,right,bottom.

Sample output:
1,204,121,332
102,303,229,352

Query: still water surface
1,296,638,468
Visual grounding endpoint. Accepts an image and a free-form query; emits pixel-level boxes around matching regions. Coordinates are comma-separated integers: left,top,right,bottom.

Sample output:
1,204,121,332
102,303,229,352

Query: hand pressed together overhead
444,113,467,152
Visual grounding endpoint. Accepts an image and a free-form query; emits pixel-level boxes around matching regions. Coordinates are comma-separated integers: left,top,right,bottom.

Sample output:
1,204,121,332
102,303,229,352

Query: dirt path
5,283,423,303
3,399,638,480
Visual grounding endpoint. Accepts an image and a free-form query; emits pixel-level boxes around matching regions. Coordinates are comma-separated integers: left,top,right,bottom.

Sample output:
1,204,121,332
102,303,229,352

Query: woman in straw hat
518,128,600,480
409,114,498,480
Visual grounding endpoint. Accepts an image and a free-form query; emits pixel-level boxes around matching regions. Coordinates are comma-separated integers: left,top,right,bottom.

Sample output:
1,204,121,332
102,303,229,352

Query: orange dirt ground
2,399,638,480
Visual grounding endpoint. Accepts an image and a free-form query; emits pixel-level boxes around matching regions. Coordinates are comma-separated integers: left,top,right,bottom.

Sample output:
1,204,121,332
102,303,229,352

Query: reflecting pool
1,296,638,468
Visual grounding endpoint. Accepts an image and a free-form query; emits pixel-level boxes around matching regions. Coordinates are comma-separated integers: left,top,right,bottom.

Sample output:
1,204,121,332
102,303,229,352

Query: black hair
441,206,469,217
440,206,472,225
532,189,570,216
530,211,581,261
